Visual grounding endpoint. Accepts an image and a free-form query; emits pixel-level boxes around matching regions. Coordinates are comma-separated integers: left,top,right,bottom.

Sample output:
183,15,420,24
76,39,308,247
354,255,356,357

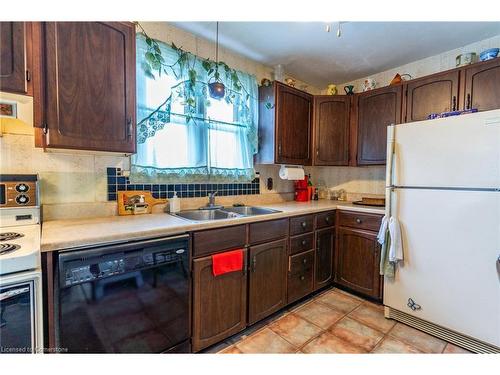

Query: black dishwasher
55,234,190,353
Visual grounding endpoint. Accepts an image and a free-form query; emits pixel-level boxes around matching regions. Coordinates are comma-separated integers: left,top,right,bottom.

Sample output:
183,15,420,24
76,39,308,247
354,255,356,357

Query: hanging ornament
208,22,226,100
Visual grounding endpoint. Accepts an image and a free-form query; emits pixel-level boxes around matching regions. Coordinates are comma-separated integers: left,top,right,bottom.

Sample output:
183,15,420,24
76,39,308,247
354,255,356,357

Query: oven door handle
0,286,30,302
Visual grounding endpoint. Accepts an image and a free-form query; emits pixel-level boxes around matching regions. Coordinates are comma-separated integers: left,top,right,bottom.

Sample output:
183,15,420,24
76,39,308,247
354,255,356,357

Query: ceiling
172,22,500,87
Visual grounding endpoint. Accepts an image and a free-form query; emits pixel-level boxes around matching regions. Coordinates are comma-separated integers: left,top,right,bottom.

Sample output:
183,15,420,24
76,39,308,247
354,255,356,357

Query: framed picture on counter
0,100,18,118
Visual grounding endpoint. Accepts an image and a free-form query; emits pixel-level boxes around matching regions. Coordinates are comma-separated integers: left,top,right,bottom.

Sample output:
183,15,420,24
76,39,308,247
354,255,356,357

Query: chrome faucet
200,191,223,210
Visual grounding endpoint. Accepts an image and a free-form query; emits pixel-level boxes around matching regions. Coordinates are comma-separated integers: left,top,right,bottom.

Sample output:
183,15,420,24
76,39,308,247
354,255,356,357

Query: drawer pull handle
300,275,305,281
301,239,307,246
355,218,362,224
252,255,257,272
325,216,331,223
302,258,307,264
301,221,307,229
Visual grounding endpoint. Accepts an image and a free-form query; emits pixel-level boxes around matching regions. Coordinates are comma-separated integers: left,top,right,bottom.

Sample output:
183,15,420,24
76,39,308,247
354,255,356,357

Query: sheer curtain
132,34,258,183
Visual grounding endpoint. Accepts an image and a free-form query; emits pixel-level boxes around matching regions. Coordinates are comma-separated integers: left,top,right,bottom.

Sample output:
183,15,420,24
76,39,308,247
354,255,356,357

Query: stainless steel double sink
170,206,281,222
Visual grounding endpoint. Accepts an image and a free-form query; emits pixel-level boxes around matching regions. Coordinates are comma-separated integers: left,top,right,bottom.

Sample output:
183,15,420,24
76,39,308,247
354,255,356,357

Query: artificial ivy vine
134,22,255,123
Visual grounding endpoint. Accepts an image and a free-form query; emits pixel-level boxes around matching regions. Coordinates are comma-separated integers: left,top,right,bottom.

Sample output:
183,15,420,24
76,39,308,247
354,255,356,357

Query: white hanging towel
377,215,389,245
388,217,404,263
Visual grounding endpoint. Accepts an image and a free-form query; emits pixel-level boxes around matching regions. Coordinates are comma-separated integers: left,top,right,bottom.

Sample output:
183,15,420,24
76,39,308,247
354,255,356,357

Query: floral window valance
131,33,259,183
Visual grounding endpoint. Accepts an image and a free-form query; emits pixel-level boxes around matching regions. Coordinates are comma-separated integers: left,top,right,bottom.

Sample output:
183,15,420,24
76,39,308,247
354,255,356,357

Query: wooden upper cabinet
0,22,32,95
257,82,312,165
248,239,287,325
461,58,500,112
404,70,460,122
335,227,383,301
35,22,136,153
355,85,402,165
192,249,248,352
313,96,350,166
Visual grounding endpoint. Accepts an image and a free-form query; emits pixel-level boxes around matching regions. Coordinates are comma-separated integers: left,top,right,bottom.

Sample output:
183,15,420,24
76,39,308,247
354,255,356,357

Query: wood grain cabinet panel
248,239,287,324
193,225,246,258
314,227,334,291
257,82,312,165
355,85,402,165
335,227,383,301
35,22,136,153
337,211,382,232
248,218,288,245
313,96,350,166
405,70,459,122
461,58,500,112
290,215,314,235
0,22,31,94
192,249,248,352
290,233,314,255
287,249,315,304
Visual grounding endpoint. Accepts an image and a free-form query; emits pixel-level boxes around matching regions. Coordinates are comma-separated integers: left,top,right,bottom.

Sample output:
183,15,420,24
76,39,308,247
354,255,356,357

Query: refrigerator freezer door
392,110,500,189
384,188,500,347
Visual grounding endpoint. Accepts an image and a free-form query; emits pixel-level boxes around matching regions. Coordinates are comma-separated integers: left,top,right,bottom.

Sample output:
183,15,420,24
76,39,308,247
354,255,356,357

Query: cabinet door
314,228,334,291
313,96,350,166
287,249,315,304
248,239,287,324
39,22,136,153
0,22,29,94
356,85,402,165
405,70,460,122
192,249,248,352
275,83,313,165
461,58,500,112
335,227,382,301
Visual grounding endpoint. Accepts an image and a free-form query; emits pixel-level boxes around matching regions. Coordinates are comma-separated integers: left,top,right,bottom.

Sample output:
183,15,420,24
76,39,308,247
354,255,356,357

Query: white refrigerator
383,109,500,353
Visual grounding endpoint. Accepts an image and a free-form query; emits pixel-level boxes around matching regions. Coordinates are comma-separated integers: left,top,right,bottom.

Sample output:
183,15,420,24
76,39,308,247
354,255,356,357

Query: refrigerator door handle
497,255,500,275
385,124,396,218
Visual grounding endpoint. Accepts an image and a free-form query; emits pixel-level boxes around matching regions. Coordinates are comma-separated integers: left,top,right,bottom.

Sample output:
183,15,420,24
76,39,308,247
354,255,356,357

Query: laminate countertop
41,200,385,252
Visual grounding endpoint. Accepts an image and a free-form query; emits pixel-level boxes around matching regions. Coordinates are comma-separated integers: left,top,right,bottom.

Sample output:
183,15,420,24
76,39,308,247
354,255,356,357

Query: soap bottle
169,192,181,213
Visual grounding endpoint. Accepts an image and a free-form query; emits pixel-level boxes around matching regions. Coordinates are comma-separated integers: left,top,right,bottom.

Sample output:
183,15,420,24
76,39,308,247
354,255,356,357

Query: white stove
0,174,43,354
0,224,40,276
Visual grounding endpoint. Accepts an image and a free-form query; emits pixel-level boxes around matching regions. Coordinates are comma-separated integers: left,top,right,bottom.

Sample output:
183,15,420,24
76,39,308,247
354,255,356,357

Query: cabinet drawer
337,211,382,232
315,211,335,229
290,233,314,255
249,218,289,244
287,249,315,304
193,225,246,258
290,215,314,235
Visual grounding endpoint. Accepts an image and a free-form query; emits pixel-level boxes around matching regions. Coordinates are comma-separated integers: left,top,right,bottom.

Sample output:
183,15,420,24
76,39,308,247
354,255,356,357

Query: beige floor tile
315,290,362,314
334,288,365,302
219,345,243,354
443,343,472,354
269,313,323,347
235,328,296,354
329,317,384,352
302,331,366,354
389,323,447,353
293,301,346,329
348,304,396,333
371,337,423,354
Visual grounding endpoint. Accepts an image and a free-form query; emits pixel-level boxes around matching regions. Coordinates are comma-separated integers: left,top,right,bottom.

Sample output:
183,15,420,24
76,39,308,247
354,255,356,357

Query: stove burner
0,243,21,255
0,232,24,242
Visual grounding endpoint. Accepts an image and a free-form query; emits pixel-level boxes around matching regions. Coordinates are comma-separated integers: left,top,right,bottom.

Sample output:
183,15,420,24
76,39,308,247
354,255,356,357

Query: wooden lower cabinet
192,248,248,352
248,239,288,324
287,249,315,304
335,227,383,301
314,228,334,291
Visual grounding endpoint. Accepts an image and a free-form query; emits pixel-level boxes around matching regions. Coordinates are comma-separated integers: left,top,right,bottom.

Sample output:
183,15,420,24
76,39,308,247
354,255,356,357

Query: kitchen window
132,34,258,182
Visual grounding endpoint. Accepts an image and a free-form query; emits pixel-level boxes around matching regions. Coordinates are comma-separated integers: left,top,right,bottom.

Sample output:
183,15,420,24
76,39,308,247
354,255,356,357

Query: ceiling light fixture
208,21,225,100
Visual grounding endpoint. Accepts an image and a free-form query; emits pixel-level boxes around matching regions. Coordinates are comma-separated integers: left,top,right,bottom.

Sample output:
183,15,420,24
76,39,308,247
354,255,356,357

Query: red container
294,176,310,202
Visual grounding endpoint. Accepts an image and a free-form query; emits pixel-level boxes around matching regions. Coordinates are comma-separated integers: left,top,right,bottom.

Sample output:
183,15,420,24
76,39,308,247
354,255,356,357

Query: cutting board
117,190,167,215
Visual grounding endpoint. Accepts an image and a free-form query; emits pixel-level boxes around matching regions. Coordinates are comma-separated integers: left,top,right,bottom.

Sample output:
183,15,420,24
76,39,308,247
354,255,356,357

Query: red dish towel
212,249,244,276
